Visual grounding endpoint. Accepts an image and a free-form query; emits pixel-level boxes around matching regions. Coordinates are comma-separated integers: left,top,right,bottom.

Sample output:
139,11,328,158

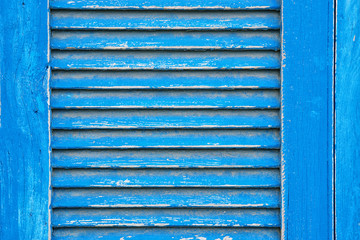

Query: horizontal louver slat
51,109,280,129
51,90,280,109
53,228,281,240
50,0,281,10
51,11,280,30
51,70,280,90
51,31,280,50
52,168,280,188
51,51,280,70
52,208,280,227
52,149,280,168
51,129,280,149
52,188,280,208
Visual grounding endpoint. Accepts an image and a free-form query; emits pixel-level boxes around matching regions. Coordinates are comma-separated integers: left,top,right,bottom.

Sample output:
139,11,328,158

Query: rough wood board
335,0,360,239
281,0,335,239
0,0,50,239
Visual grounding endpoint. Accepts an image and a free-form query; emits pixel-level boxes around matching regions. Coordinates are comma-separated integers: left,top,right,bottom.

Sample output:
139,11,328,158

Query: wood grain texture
281,0,334,239
335,0,360,239
0,0,50,239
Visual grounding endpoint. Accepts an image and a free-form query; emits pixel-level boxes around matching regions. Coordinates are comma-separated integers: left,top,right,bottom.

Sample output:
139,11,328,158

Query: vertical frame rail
282,0,335,239
0,0,50,239
335,0,360,239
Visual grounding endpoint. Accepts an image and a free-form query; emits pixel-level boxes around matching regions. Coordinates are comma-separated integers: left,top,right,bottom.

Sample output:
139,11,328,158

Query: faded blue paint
49,1,281,239
52,208,280,227
51,90,280,109
50,70,281,89
281,0,334,239
51,149,280,168
50,11,280,30
51,51,280,70
52,188,280,208
335,0,360,239
52,168,280,188
0,0,340,239
51,31,281,51
0,0,50,239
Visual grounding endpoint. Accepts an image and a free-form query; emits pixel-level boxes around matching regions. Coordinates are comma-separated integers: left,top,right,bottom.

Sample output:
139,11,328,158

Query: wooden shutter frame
335,0,360,239
0,0,51,239
282,0,335,239
0,0,342,239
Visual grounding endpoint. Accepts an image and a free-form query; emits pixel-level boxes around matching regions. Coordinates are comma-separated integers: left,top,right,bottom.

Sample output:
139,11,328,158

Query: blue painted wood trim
335,0,360,239
0,0,50,239
281,0,335,239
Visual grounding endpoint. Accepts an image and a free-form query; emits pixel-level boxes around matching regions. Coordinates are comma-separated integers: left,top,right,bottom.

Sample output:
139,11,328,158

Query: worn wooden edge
335,0,360,239
281,0,335,239
0,0,51,239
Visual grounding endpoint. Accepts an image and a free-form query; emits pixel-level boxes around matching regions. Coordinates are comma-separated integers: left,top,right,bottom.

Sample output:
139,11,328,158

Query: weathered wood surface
51,129,280,149
52,149,280,168
51,10,280,30
52,188,280,208
51,109,280,129
51,90,280,109
51,31,280,50
50,2,281,239
335,0,360,239
51,70,280,90
52,168,280,188
51,51,280,70
52,208,280,227
0,0,50,239
282,0,334,239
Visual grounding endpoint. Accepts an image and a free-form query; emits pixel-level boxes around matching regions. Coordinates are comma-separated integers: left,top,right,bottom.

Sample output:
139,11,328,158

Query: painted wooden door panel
49,0,281,239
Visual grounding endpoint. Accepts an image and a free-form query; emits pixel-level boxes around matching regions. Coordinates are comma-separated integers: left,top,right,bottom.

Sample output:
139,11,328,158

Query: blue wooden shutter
49,1,281,239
